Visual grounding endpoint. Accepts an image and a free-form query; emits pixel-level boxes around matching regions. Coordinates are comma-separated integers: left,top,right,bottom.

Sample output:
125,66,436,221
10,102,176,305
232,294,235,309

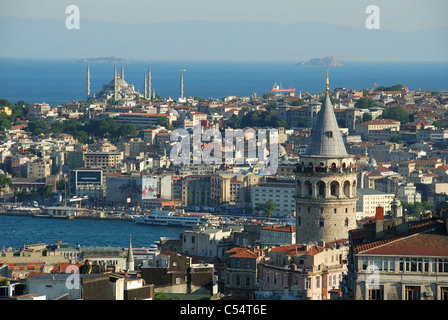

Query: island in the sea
77,56,128,64
299,56,343,67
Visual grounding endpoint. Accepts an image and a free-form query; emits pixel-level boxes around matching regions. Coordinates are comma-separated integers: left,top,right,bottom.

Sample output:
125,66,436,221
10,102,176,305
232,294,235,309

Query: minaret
144,69,147,99
121,63,124,80
180,69,185,99
114,64,118,100
86,63,90,101
147,61,152,100
294,69,358,244
126,234,134,272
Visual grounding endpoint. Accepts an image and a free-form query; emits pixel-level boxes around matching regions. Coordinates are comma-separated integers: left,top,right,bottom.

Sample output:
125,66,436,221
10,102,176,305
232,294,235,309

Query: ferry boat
132,210,220,227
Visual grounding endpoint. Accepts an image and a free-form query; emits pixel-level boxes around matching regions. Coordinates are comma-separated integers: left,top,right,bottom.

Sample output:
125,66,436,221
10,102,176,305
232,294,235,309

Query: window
316,276,320,288
438,259,448,273
405,286,420,300
319,218,325,227
441,287,448,300
305,278,311,289
345,218,349,227
369,288,384,300
236,259,240,268
246,260,251,268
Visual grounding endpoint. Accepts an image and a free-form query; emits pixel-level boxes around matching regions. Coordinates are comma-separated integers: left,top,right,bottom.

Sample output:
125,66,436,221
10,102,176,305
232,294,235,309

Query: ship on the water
132,210,220,227
270,83,295,93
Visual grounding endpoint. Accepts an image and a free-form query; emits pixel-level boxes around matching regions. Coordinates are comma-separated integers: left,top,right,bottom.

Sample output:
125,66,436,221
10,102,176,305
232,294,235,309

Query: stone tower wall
295,169,358,244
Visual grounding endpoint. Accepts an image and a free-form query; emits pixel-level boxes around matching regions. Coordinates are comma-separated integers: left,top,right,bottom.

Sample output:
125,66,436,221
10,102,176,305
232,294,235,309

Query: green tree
262,92,275,99
117,123,137,137
157,116,169,128
382,106,410,124
0,174,13,189
355,98,378,109
374,84,403,92
255,199,277,215
401,201,432,216
291,99,306,106
27,118,49,135
362,113,373,122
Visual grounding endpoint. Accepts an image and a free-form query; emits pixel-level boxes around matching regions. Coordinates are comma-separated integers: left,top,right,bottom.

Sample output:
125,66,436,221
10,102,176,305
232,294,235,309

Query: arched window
317,181,326,197
330,181,340,197
345,218,349,227
305,180,312,196
343,181,351,197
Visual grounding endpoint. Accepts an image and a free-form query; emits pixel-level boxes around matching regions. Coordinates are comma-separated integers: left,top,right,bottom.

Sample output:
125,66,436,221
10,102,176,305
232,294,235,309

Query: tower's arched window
343,181,351,197
317,181,326,197
305,180,313,196
330,181,340,197
345,218,349,227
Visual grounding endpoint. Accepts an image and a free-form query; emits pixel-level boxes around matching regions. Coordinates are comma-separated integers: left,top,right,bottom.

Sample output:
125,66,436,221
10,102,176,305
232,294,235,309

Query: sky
1,0,447,32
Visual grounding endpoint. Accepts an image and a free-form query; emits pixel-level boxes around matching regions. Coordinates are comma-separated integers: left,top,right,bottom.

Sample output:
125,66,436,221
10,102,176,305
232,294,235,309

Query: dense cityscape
0,60,447,303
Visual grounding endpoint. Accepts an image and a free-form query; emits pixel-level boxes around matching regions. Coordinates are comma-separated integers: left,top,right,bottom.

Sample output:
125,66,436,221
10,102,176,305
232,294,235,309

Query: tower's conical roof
304,70,348,157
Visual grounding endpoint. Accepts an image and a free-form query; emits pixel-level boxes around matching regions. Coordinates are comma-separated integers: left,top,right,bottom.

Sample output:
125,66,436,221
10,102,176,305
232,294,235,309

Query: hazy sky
1,0,447,32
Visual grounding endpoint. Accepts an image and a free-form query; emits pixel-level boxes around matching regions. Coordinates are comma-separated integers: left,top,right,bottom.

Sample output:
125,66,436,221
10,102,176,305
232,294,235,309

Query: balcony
294,164,357,175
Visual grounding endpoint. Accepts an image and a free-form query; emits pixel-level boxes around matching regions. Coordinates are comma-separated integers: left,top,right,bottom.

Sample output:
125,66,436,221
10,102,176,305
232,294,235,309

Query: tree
362,112,373,122
0,174,13,189
291,99,306,106
382,106,410,124
355,97,378,109
374,84,403,92
157,116,169,128
27,118,49,135
401,201,432,216
262,92,275,99
255,200,277,215
117,123,137,137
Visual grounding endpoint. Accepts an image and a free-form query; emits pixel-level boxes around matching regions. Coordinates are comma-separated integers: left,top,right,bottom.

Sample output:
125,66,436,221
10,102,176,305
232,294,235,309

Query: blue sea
0,58,447,106
0,215,186,249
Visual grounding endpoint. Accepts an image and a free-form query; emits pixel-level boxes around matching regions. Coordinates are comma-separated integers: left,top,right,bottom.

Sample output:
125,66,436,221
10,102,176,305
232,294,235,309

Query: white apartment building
251,178,296,218
181,227,234,259
397,183,422,204
356,188,395,220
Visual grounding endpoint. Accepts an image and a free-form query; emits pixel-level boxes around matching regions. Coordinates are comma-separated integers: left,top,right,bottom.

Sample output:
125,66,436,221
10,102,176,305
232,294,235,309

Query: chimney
375,206,385,239
375,206,384,221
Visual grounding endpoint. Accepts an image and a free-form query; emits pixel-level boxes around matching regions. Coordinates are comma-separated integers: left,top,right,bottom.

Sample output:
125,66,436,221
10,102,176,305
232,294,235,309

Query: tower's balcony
294,164,357,175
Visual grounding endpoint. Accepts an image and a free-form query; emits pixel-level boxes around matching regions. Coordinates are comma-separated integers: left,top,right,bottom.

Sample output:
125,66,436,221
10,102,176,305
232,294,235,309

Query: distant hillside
0,18,447,61
77,56,128,64
299,56,343,66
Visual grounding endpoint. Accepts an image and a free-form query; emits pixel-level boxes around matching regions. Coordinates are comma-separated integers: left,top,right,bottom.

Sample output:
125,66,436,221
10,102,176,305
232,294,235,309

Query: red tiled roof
351,218,448,256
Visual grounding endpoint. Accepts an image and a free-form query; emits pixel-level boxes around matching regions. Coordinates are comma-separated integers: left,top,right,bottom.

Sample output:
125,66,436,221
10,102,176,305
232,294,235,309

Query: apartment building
258,241,349,300
251,178,296,218
356,188,395,220
224,247,265,299
26,159,52,179
84,151,123,169
345,208,448,300
355,119,401,141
